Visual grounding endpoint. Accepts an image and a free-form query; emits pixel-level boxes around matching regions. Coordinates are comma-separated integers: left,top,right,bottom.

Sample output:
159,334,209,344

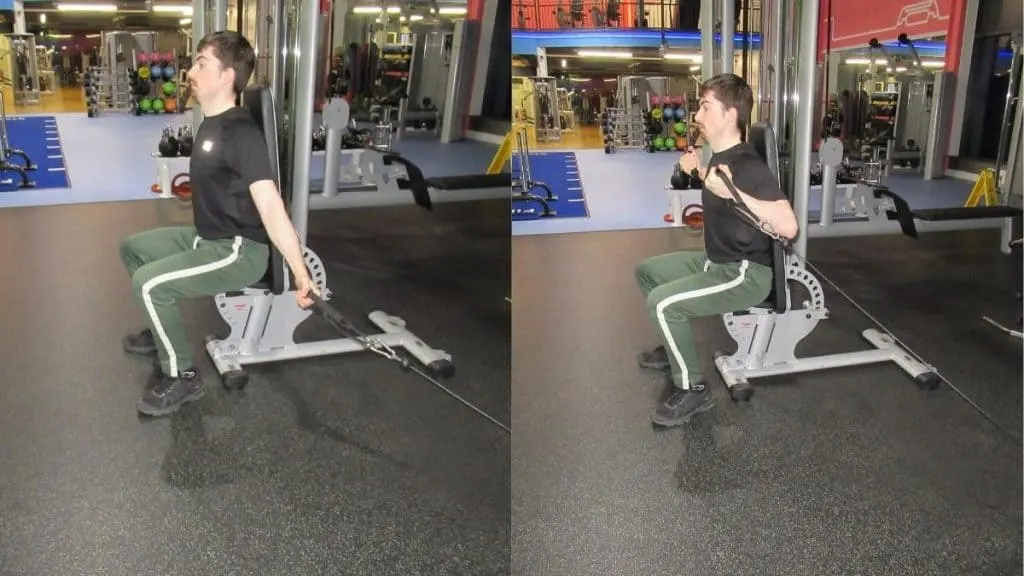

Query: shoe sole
651,399,714,427
638,360,670,370
136,386,206,417
637,353,670,371
123,337,158,357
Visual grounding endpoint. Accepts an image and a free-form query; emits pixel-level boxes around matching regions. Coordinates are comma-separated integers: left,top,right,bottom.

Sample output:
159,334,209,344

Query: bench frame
712,123,939,401
204,85,453,389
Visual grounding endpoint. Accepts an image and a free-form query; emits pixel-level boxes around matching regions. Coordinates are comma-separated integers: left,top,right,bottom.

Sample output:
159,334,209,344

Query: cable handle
701,167,794,250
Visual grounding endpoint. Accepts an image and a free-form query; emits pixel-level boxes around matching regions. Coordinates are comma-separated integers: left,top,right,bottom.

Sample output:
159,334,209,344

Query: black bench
239,84,288,295
746,122,790,314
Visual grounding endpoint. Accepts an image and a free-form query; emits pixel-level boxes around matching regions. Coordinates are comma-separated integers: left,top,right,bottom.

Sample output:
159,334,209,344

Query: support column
769,0,784,135
213,0,228,31
289,0,320,244
791,0,820,262
535,47,548,77
192,0,207,130
468,0,494,117
720,0,734,75
946,0,978,157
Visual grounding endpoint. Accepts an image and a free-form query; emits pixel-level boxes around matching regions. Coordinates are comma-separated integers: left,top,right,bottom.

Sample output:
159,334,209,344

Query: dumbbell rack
601,107,648,154
83,65,135,117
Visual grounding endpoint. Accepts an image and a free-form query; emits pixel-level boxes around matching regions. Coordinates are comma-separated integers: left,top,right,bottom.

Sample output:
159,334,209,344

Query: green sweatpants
119,226,270,378
636,250,774,390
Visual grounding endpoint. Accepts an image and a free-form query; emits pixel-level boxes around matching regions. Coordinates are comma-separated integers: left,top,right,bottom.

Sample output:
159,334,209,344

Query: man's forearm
733,189,799,239
264,208,310,281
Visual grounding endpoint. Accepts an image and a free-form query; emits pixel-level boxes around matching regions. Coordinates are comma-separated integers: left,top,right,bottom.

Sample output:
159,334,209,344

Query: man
119,31,317,417
635,73,799,427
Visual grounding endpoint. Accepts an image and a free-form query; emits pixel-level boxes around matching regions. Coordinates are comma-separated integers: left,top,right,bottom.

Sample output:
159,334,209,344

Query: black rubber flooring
0,197,510,575
512,226,1022,576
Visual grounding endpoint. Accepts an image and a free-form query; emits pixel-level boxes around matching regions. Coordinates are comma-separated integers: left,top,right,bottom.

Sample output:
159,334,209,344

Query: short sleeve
749,166,786,202
229,120,276,187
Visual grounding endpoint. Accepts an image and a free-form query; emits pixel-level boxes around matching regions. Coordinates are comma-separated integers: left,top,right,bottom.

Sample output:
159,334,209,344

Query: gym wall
480,0,510,121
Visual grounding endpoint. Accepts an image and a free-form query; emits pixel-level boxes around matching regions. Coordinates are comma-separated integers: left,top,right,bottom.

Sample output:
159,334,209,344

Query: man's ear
221,66,236,90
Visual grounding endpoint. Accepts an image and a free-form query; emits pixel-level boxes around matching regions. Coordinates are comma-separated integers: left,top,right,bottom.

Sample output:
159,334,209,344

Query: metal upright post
791,0,820,262
720,0,734,75
192,0,206,130
769,0,785,133
289,0,320,243
213,0,227,31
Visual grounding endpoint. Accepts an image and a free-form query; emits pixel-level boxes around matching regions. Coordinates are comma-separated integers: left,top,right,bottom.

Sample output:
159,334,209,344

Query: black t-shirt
701,142,786,268
190,107,276,244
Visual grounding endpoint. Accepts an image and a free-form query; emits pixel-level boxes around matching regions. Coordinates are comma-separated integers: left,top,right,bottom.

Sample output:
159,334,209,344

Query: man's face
187,46,232,102
694,90,734,140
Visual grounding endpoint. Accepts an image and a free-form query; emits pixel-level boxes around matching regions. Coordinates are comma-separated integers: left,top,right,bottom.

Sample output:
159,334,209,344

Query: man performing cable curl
636,73,799,427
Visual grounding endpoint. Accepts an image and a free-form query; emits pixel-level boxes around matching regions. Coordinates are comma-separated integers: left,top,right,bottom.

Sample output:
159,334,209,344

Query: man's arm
711,165,799,240
229,120,312,285
249,181,311,283
730,188,799,240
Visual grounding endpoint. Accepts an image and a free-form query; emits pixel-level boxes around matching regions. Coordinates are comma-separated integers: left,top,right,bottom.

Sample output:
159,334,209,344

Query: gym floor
0,197,510,574
511,226,1022,575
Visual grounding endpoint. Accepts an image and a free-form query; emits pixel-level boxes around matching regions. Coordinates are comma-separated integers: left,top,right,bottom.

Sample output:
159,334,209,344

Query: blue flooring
512,151,588,221
0,113,501,210
511,148,979,237
1,116,69,191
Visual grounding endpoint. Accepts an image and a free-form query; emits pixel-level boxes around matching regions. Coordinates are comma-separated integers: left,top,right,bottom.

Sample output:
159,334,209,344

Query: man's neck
200,95,237,117
709,133,743,154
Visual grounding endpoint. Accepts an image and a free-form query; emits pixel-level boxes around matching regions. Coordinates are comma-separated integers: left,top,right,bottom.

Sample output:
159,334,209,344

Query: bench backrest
747,122,788,314
241,84,288,295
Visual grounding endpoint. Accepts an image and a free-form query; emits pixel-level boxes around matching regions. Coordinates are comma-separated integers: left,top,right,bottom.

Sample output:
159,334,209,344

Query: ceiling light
152,4,193,14
577,50,632,59
56,3,118,12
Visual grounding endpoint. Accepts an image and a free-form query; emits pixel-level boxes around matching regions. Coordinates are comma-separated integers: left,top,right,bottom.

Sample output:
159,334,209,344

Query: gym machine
710,0,939,401
511,126,557,217
0,91,34,189
529,76,561,143
805,37,1022,243
205,84,454,389
205,0,510,388
6,34,40,106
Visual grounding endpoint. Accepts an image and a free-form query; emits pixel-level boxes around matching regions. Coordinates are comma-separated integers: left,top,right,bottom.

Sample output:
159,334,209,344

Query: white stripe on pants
142,236,243,378
655,260,749,389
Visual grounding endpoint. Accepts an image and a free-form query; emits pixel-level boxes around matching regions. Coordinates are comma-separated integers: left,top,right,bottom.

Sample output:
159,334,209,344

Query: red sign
821,0,954,51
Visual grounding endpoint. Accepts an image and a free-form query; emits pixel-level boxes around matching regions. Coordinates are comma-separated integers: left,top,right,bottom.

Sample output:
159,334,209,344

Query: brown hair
698,73,753,132
196,31,256,96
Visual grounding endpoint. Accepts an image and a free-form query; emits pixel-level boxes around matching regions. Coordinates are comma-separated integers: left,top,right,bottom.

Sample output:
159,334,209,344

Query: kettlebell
170,173,192,200
669,165,690,190
177,124,193,156
158,125,178,157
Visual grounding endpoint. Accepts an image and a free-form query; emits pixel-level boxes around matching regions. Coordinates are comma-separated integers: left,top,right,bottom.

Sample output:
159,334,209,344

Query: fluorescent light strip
56,3,117,11
153,4,193,14
662,53,701,62
577,50,632,59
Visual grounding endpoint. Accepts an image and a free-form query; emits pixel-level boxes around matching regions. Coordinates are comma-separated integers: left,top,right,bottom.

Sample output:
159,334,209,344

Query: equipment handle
713,169,794,250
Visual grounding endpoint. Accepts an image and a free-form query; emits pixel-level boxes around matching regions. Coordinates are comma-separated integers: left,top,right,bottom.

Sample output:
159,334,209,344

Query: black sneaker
123,328,157,356
651,385,713,427
136,368,204,417
638,345,670,370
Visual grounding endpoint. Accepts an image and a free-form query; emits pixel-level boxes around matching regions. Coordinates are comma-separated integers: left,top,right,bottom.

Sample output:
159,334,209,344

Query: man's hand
704,165,735,199
293,273,320,308
677,146,704,177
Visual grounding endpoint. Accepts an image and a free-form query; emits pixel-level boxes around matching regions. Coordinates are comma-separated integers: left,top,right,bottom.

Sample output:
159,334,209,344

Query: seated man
119,31,317,417
636,73,799,427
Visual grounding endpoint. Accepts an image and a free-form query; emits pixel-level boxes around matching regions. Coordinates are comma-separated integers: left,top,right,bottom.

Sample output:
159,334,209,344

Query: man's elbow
777,204,800,239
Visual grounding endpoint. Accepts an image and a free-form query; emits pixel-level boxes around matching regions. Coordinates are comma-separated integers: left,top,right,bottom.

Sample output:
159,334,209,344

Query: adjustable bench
205,84,454,390
712,123,939,401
